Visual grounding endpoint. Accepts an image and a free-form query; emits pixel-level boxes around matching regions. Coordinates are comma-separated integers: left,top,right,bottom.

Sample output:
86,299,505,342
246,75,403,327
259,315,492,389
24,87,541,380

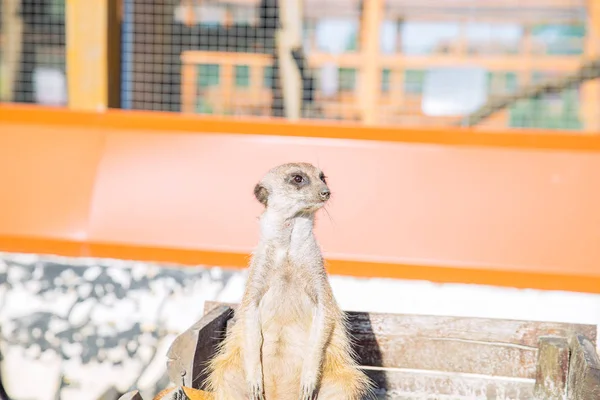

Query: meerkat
205,162,372,400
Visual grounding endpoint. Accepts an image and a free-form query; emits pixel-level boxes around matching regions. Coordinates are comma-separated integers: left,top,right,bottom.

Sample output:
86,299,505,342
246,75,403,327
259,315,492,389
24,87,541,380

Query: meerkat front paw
248,381,265,400
246,369,265,400
299,372,319,400
299,384,318,400
244,352,264,399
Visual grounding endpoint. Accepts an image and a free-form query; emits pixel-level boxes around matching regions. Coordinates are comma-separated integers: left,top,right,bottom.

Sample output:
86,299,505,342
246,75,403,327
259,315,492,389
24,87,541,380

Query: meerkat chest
259,283,313,326
258,262,317,330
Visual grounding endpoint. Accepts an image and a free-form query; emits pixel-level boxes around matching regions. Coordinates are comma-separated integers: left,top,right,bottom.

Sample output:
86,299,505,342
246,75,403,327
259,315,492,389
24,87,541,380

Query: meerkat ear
253,183,269,206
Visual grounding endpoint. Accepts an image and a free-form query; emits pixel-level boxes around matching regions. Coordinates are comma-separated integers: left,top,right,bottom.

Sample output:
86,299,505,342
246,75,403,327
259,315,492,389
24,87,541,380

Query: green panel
381,69,391,92
235,65,251,88
338,68,357,91
404,69,425,94
263,66,274,88
508,89,582,130
506,72,518,93
487,71,519,94
195,98,214,115
50,0,66,18
346,31,358,52
531,24,586,55
198,64,220,88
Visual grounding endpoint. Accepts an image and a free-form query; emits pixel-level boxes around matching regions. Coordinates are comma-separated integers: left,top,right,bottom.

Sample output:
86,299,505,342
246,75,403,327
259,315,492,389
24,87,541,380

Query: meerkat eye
319,173,327,183
293,174,304,183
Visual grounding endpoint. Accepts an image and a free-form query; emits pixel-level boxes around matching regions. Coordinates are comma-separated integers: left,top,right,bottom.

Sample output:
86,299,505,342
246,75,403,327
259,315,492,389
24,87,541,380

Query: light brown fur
205,163,372,400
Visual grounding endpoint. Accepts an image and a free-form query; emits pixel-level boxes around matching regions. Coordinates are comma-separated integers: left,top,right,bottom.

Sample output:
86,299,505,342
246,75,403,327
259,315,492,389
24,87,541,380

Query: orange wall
1,105,600,293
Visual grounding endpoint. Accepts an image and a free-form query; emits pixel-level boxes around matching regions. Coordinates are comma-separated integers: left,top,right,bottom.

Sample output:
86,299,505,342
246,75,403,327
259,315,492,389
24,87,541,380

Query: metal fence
0,0,66,106
1,0,599,131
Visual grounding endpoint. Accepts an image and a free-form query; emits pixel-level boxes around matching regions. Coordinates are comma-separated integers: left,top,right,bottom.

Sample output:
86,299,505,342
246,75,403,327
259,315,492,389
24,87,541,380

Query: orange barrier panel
1,104,600,294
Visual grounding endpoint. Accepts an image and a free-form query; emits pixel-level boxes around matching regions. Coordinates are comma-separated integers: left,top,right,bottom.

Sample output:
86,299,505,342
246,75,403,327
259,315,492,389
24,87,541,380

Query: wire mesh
119,0,596,130
0,0,67,106
0,0,597,131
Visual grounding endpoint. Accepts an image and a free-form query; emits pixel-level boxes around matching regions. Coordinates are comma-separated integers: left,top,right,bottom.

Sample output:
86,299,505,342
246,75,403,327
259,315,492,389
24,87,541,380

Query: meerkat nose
320,188,331,200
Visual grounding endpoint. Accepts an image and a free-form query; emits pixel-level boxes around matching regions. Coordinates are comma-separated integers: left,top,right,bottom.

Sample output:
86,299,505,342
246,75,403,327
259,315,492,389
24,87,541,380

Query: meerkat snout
319,187,331,201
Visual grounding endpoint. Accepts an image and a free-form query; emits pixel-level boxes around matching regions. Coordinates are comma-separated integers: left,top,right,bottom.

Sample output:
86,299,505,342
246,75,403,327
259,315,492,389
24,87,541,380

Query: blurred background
1,0,598,129
0,0,600,399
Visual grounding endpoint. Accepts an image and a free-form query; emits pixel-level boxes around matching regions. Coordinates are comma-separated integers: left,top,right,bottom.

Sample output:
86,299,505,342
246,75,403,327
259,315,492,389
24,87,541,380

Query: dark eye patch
319,172,327,184
288,171,310,188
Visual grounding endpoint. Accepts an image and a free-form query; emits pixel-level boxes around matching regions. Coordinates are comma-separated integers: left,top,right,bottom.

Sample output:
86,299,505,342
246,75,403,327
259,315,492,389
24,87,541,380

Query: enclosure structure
1,0,599,129
174,0,598,128
152,301,600,399
2,104,600,294
1,1,600,303
2,2,600,400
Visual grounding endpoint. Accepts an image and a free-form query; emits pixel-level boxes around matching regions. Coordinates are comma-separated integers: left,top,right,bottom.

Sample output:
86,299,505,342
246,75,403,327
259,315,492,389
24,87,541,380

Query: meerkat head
253,162,331,216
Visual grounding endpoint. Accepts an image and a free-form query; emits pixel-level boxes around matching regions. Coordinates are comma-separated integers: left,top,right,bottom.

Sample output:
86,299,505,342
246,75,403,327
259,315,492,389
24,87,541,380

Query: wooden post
250,62,263,113
221,63,234,115
389,70,404,116
359,0,384,125
181,62,197,113
276,0,303,120
166,306,233,390
0,0,23,102
389,19,404,120
520,25,533,88
183,0,195,27
567,334,600,399
582,0,600,132
66,0,120,111
224,5,233,28
533,336,570,399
